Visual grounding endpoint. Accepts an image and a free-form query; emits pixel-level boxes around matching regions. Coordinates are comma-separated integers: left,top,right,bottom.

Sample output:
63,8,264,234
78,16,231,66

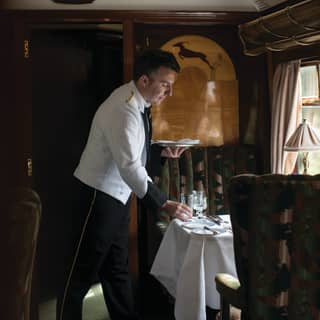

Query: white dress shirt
74,80,152,204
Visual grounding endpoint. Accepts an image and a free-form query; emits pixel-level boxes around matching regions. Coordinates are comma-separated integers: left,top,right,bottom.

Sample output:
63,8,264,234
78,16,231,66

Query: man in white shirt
57,49,193,320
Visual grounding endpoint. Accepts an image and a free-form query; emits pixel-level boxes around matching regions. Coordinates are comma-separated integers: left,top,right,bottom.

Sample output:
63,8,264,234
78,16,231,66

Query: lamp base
302,152,309,175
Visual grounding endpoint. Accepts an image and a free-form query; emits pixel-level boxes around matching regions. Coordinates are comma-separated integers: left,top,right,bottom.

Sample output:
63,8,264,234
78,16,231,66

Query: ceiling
1,0,289,12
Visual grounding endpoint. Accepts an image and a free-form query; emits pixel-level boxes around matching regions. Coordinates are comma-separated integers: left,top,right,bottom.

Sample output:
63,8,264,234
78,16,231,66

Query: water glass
194,191,204,218
180,193,186,204
186,194,194,213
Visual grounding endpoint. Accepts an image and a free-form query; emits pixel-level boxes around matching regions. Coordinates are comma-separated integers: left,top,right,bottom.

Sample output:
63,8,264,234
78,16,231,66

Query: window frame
299,61,320,174
301,61,320,105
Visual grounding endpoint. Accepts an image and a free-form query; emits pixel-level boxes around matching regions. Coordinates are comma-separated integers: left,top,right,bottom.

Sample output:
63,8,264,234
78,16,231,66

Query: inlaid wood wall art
152,35,239,146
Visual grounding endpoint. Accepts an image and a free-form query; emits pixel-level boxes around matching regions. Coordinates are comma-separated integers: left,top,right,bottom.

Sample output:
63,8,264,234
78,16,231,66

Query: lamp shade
284,119,320,152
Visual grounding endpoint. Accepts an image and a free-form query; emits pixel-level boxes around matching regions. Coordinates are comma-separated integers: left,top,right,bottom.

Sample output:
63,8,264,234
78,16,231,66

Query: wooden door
31,27,123,300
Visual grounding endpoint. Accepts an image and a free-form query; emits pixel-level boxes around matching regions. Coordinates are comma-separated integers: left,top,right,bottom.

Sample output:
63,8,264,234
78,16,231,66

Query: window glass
298,64,320,174
301,65,319,98
299,106,320,174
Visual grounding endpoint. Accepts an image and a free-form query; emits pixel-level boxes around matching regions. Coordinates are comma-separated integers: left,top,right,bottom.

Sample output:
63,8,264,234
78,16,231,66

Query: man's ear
138,75,149,87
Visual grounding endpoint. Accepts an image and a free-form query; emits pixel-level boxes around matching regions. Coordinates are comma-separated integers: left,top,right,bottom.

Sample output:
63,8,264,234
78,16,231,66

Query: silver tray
152,140,200,147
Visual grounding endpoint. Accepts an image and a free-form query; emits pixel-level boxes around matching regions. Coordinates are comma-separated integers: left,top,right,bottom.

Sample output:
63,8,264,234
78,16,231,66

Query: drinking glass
203,196,207,216
180,193,186,204
194,191,204,218
186,194,194,214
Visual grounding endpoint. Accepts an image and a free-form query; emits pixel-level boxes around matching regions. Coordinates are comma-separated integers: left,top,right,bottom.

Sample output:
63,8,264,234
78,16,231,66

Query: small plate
183,222,205,229
191,229,214,235
191,218,215,226
205,225,226,233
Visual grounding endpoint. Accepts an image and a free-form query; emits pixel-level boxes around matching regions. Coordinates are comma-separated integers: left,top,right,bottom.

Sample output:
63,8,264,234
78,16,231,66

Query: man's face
143,66,177,106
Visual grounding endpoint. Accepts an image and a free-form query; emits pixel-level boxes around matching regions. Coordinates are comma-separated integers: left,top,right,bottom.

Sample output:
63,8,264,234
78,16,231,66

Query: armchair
215,174,320,320
0,188,42,320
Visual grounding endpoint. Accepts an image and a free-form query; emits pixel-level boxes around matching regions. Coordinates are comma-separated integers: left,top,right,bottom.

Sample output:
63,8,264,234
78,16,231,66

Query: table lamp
284,119,320,174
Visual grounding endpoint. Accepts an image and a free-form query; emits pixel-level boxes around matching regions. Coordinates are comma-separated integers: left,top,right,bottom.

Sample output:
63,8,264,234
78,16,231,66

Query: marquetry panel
151,34,238,146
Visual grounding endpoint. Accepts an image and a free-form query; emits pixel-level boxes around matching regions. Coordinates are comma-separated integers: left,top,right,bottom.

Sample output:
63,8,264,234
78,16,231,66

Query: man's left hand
161,200,193,221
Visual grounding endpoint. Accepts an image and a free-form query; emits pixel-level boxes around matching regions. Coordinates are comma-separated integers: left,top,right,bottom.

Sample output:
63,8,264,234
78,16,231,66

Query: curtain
271,60,302,174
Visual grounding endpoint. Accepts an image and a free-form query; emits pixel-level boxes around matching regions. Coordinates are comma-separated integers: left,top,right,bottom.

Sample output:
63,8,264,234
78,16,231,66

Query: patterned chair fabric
149,144,257,232
216,174,320,320
0,188,42,320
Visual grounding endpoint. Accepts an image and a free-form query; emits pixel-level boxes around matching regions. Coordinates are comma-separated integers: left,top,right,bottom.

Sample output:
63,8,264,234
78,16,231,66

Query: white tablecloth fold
150,215,237,320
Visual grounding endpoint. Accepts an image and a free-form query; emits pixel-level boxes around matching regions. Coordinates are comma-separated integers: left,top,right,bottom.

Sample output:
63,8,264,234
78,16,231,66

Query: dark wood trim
130,10,257,24
11,16,33,187
122,19,139,285
123,19,134,82
3,9,258,25
272,43,320,66
267,52,274,104
0,11,13,189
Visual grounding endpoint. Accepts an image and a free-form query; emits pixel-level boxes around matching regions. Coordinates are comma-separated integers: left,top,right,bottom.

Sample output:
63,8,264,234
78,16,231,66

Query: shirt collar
129,80,151,113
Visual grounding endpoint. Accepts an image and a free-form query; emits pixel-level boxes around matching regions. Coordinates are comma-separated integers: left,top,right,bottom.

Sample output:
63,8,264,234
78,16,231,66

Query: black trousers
56,179,138,320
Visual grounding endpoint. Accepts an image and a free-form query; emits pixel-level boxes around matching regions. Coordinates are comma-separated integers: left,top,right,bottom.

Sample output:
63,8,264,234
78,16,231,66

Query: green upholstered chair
0,188,42,320
215,174,320,320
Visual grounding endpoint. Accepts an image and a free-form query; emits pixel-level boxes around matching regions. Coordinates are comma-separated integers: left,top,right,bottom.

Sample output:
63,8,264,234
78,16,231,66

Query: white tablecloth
150,215,237,320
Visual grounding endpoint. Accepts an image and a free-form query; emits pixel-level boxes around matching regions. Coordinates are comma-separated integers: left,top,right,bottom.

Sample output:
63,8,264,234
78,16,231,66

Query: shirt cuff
141,181,167,211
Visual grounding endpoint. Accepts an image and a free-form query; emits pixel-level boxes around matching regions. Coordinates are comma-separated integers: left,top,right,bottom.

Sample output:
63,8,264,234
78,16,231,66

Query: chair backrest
0,188,42,320
228,174,320,320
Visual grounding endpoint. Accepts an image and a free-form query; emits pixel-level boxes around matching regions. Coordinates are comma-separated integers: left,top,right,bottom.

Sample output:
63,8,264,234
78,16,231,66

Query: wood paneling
1,10,270,318
30,28,123,300
8,9,257,25
151,34,238,146
0,11,14,189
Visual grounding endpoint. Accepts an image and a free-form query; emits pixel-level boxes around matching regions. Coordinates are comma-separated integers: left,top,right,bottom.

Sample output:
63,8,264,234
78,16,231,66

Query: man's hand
161,200,193,221
160,147,188,158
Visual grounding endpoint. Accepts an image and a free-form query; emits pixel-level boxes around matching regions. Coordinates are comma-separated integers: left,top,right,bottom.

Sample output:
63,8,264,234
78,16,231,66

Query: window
298,62,320,174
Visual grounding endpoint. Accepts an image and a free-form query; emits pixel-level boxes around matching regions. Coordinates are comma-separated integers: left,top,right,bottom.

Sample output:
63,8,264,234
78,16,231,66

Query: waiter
56,49,193,320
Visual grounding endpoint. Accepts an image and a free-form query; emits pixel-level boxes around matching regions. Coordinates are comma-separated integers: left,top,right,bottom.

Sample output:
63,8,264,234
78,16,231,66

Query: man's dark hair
133,49,180,81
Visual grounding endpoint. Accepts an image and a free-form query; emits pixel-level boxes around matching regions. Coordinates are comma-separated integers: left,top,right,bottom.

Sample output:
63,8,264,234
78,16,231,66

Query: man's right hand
160,146,188,158
161,200,193,221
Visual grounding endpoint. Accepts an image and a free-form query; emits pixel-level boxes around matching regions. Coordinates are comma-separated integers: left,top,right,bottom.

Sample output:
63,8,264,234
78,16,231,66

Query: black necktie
142,108,152,161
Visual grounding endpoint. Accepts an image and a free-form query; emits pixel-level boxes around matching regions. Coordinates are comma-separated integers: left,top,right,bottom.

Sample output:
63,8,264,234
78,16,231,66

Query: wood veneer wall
0,10,269,317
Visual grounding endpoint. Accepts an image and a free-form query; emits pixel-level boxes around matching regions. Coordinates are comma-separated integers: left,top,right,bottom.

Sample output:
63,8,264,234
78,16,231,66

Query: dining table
150,214,237,320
